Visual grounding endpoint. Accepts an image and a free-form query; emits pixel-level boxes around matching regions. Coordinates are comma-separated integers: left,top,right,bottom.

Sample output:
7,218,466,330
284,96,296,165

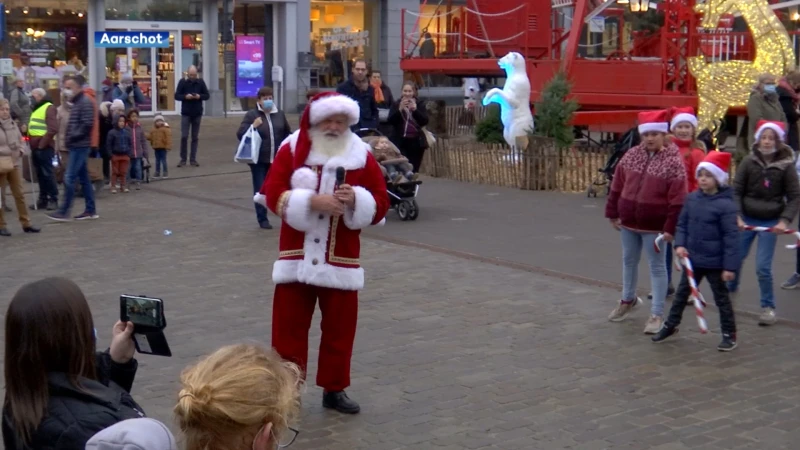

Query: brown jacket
83,87,100,148
147,126,172,150
29,102,58,150
0,117,24,167
56,101,71,153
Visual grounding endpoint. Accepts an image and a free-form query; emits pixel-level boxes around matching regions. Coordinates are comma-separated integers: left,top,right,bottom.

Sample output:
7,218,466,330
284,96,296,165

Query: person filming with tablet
2,277,146,450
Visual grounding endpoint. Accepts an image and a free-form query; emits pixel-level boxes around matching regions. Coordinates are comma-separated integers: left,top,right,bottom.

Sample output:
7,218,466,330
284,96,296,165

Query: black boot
651,325,678,343
259,219,273,230
322,391,360,414
23,226,40,233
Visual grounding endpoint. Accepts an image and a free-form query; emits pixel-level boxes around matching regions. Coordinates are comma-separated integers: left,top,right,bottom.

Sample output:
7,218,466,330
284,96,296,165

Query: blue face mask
262,100,274,110
764,84,777,93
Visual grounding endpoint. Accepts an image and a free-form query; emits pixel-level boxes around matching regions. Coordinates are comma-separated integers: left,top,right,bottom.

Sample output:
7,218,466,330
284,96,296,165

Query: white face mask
62,89,74,99
760,146,777,155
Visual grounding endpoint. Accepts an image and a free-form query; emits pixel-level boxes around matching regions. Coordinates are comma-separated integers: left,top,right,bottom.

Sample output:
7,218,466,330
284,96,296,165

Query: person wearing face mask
111,73,146,112
174,66,210,167
775,71,800,153
174,344,302,450
730,121,800,326
236,87,292,229
739,74,787,163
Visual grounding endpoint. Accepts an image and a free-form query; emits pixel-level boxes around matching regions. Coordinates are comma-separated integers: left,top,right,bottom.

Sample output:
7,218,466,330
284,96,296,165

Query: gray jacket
9,87,31,125
65,91,96,149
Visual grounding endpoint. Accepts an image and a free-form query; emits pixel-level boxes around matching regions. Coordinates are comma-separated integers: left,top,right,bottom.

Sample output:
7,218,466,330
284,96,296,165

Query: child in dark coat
106,114,133,193
652,151,741,351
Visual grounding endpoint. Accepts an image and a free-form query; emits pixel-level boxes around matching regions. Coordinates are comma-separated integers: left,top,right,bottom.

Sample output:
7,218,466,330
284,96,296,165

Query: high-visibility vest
28,102,52,137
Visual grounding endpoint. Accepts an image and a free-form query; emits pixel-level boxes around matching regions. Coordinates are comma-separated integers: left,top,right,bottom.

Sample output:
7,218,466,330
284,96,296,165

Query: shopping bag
234,125,261,164
87,157,103,182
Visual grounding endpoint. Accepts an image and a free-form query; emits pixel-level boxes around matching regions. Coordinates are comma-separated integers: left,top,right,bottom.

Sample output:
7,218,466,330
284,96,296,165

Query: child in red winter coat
661,107,707,297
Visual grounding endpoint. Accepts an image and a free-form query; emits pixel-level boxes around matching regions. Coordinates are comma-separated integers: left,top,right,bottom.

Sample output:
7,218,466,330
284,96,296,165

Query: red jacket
606,142,687,234
671,136,706,192
259,132,390,291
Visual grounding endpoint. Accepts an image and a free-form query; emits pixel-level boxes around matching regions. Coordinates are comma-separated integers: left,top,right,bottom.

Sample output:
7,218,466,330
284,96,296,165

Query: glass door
128,44,154,113
155,33,177,113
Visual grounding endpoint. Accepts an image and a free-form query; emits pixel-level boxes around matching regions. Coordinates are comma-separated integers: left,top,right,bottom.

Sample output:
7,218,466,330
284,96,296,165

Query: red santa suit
254,92,390,393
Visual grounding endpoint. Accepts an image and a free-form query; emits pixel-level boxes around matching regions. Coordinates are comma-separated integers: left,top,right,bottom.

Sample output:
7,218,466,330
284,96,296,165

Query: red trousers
271,282,358,391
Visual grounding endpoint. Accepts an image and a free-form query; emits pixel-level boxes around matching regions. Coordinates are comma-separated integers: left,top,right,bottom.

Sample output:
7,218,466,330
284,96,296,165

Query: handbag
0,155,13,174
422,127,436,148
234,125,262,165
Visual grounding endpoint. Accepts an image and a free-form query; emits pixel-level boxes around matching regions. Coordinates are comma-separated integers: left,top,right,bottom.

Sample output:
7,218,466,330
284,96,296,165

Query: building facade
1,0,418,115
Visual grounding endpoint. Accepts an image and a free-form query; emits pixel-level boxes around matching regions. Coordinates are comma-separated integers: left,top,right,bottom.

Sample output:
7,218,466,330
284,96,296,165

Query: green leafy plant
533,71,579,149
474,104,506,144
624,9,665,34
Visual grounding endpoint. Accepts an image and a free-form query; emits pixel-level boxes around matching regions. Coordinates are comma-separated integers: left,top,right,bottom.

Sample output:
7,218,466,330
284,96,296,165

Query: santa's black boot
322,390,360,414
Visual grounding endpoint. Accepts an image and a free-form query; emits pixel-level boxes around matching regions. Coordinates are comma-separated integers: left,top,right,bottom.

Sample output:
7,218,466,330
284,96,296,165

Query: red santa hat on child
696,151,732,186
638,110,669,135
669,106,698,130
754,120,787,142
290,92,361,170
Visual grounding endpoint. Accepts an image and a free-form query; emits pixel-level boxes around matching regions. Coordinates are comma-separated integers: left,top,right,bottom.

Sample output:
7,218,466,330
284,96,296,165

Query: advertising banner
235,36,264,98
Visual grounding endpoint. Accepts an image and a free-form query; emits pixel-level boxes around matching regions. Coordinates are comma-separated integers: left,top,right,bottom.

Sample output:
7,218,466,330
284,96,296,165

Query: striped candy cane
654,233,665,253
741,225,800,249
672,255,709,334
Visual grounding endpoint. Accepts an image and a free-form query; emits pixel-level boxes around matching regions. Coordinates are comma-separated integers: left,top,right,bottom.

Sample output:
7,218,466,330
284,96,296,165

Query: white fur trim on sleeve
670,113,697,130
283,189,317,232
638,123,669,134
310,95,361,126
696,162,728,185
343,186,377,230
291,167,318,190
253,193,267,207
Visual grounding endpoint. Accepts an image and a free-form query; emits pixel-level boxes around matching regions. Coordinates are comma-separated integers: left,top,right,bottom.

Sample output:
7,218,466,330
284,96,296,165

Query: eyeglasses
277,427,299,448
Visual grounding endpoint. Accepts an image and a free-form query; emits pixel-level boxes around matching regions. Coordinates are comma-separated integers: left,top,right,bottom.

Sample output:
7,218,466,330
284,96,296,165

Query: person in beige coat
55,92,72,183
736,74,789,163
0,99,40,236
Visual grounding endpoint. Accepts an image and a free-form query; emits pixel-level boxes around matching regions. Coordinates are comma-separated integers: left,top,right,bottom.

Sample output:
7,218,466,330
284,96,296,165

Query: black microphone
335,166,345,189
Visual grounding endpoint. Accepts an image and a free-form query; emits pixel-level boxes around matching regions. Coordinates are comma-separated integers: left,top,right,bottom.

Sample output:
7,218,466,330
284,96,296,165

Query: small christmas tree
533,72,579,149
474,104,506,144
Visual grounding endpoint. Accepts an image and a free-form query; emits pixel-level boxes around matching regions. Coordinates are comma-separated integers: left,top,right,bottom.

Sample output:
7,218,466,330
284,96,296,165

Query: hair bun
176,385,214,422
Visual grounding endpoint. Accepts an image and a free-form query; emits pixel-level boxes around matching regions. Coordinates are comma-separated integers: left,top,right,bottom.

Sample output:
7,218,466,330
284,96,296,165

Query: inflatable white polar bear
481,52,535,161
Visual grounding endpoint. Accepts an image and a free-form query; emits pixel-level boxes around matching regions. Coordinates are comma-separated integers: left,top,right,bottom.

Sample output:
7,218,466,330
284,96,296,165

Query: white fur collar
282,131,368,170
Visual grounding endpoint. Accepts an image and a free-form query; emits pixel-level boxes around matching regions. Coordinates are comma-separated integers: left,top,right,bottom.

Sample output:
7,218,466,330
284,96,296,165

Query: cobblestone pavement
1,164,799,448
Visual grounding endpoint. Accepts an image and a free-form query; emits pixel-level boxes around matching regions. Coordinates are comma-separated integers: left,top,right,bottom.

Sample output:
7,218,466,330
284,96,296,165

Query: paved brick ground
2,163,800,448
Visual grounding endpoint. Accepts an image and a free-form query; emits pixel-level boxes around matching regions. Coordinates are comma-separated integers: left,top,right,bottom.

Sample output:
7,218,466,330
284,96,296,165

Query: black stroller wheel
408,200,419,220
397,202,411,221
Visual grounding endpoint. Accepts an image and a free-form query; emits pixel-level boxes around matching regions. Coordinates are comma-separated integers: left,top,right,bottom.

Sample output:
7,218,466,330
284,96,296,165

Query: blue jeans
250,162,270,224
129,157,143,182
154,149,168,174
728,216,779,309
665,242,673,287
621,228,667,317
59,147,95,215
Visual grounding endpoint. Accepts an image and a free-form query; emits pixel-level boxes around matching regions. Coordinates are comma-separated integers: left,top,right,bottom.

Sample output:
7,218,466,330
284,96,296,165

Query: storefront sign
95,31,170,48
235,36,264,98
21,47,57,66
321,28,369,50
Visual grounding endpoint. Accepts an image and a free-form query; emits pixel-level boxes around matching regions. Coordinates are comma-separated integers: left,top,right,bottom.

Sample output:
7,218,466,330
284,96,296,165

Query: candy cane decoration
672,255,709,334
741,226,800,249
654,234,665,253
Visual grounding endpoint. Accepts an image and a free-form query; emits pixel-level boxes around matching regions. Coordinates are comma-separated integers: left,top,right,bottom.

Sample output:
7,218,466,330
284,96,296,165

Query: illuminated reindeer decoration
688,0,794,132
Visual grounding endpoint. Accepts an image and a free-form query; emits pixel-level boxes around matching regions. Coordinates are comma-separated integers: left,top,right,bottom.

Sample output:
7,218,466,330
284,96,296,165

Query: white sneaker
608,297,642,322
644,315,663,334
758,308,777,326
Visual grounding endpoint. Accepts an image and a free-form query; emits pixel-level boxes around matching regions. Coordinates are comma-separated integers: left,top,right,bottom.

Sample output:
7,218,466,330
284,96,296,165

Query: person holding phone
2,277,145,450
388,81,429,173
174,66,210,167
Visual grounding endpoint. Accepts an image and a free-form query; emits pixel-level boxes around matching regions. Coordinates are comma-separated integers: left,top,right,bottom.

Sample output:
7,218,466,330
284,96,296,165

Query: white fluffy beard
309,127,351,158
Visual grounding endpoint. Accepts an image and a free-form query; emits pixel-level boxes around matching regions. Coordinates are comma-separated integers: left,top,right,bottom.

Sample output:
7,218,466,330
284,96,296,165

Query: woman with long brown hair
2,277,144,450
175,344,302,450
388,81,429,172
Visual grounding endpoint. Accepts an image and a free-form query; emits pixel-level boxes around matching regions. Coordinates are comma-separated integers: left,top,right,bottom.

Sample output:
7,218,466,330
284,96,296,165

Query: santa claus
254,92,390,414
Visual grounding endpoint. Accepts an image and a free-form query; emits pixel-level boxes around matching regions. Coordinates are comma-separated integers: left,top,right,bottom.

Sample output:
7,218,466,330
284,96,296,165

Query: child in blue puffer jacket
652,151,740,351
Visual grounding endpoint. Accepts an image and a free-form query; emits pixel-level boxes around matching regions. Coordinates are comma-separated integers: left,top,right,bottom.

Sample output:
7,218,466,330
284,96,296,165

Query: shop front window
310,0,374,89
2,4,88,95
105,0,203,22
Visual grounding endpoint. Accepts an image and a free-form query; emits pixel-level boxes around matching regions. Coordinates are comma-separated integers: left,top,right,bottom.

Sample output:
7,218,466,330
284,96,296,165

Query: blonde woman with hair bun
174,344,302,450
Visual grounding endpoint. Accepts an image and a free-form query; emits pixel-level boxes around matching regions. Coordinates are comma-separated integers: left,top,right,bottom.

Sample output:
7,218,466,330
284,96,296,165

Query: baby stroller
587,127,640,198
355,128,422,221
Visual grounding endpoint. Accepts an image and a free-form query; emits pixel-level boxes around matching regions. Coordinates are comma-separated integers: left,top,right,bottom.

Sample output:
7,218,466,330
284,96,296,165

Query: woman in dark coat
2,278,144,450
776,71,800,152
388,81,429,172
236,86,292,229
370,70,394,137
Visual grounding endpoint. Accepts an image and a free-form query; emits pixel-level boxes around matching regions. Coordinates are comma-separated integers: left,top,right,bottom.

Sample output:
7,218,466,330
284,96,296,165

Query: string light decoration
689,0,794,132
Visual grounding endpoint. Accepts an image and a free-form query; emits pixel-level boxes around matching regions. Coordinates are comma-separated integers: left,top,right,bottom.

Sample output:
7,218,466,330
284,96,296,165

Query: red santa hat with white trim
754,120,787,142
637,109,669,135
669,106,698,130
290,92,361,169
696,151,731,186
